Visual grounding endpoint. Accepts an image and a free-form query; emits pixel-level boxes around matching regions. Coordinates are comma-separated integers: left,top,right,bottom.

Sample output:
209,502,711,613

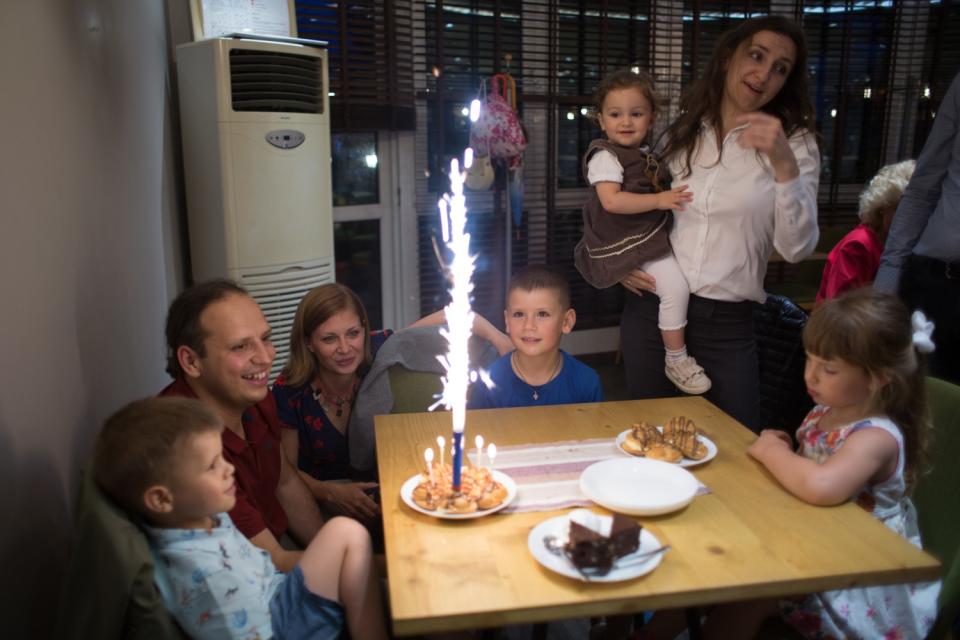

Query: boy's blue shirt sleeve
588,367,604,402
468,380,493,409
468,353,508,409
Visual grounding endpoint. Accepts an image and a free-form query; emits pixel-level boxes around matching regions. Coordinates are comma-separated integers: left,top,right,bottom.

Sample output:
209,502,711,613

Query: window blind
400,1,960,327
295,0,416,131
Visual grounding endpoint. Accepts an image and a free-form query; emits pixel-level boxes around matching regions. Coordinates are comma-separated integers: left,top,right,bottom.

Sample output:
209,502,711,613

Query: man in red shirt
160,279,324,571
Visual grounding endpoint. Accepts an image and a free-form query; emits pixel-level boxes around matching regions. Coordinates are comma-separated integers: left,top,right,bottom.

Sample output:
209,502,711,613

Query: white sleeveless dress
780,406,941,639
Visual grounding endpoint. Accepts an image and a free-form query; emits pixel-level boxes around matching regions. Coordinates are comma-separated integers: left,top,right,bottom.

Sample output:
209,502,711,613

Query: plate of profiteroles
580,457,699,516
615,416,717,468
527,509,668,582
400,463,516,519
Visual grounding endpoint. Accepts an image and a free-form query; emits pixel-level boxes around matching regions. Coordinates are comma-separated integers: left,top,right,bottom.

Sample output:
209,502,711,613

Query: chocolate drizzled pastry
564,514,641,573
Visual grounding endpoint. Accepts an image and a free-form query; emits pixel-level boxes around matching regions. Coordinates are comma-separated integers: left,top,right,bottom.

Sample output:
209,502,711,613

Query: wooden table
375,398,940,636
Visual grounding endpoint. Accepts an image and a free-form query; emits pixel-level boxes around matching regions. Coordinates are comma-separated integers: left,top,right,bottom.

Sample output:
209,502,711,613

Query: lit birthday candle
475,434,484,468
428,156,477,492
436,435,446,469
424,448,435,487
488,443,497,472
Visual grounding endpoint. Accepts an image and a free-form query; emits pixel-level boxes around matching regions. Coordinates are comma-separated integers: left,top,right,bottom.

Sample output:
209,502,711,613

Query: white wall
0,1,186,635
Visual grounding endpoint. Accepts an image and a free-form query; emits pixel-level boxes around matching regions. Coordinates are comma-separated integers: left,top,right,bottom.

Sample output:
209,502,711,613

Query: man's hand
323,482,380,521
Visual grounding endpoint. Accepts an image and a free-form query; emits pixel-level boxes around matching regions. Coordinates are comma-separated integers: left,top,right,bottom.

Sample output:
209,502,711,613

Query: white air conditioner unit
176,38,334,379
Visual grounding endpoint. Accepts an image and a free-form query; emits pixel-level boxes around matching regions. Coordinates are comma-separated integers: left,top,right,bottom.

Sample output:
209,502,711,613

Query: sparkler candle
428,155,478,492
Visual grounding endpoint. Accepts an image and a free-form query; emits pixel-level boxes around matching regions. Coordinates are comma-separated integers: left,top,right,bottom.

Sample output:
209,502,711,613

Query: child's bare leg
661,327,685,351
299,516,388,640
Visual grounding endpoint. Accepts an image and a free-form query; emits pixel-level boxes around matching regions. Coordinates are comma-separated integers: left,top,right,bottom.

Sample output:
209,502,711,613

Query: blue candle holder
452,431,464,491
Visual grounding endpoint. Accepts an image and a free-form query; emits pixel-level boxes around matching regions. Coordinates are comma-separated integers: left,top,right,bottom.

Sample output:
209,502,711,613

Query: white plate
527,512,664,582
614,428,718,468
580,457,699,516
400,470,517,520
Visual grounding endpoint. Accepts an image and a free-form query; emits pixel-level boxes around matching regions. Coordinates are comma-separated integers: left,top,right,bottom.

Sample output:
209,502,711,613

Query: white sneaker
665,356,712,395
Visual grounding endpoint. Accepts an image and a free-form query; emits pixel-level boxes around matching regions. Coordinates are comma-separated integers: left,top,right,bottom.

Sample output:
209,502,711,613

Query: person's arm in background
248,528,302,573
770,128,821,262
409,310,513,356
229,482,303,572
275,451,325,549
279,428,379,520
819,238,873,300
875,72,960,292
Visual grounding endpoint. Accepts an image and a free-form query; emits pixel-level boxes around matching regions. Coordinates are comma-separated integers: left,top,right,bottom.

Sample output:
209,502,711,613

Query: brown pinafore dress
574,139,673,288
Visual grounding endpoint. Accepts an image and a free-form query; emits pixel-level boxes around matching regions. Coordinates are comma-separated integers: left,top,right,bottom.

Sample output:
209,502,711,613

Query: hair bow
911,310,936,353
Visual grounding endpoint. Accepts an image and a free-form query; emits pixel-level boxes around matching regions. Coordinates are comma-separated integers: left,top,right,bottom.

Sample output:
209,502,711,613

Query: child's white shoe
665,356,712,395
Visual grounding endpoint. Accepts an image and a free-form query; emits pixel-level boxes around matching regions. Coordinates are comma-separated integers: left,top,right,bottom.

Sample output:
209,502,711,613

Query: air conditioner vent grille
229,50,324,114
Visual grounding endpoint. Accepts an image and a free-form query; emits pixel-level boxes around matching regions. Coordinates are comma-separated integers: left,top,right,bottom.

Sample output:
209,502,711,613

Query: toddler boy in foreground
469,265,604,408
93,396,386,640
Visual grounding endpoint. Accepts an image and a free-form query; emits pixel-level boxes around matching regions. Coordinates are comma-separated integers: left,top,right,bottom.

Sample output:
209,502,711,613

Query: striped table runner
467,437,709,514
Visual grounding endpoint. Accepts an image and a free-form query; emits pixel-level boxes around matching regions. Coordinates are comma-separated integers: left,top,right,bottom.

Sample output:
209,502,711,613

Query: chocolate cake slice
608,513,641,557
564,514,643,573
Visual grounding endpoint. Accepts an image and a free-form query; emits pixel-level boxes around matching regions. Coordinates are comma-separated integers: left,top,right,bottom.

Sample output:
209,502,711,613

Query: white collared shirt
667,123,820,302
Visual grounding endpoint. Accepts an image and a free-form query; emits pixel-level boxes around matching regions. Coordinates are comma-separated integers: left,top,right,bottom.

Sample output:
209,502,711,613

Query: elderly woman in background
272,283,510,523
816,159,916,302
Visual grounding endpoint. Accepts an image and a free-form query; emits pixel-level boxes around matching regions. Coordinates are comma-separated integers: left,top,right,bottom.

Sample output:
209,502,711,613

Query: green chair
55,468,186,640
387,365,444,414
915,377,960,639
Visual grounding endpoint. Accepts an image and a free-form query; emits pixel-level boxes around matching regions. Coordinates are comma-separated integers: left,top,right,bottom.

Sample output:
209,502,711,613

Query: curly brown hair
664,15,816,178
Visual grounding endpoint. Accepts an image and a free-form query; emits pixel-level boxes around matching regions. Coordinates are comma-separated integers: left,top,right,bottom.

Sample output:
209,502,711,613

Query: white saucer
615,428,718,467
400,470,516,520
527,512,664,582
579,457,699,516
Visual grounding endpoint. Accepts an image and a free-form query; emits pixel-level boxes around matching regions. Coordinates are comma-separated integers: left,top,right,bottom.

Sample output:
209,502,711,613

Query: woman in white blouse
619,15,820,431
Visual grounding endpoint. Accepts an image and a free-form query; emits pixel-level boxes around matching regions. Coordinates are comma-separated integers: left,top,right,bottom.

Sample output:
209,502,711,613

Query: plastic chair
914,377,960,639
55,468,186,640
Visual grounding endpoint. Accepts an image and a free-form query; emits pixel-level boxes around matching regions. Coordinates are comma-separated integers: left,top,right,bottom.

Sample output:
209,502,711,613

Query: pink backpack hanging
469,74,526,169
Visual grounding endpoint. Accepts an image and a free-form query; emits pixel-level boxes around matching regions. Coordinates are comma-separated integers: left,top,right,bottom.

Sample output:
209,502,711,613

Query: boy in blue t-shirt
469,265,604,409
92,396,387,640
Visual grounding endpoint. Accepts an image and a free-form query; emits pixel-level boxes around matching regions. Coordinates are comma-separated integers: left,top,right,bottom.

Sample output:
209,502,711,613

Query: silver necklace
512,352,562,400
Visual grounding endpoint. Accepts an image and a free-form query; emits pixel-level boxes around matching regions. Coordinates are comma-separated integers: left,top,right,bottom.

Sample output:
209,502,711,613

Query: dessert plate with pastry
615,416,717,467
579,457,699,516
527,509,666,582
400,463,517,519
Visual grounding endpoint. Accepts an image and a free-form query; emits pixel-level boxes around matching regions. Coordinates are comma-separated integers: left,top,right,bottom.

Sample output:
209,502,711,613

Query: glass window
331,132,380,207
557,105,600,188
334,219,383,329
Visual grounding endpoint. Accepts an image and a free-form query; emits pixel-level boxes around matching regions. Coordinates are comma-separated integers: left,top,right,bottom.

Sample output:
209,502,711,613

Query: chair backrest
387,365,445,414
914,377,960,639
754,294,814,433
55,468,187,640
